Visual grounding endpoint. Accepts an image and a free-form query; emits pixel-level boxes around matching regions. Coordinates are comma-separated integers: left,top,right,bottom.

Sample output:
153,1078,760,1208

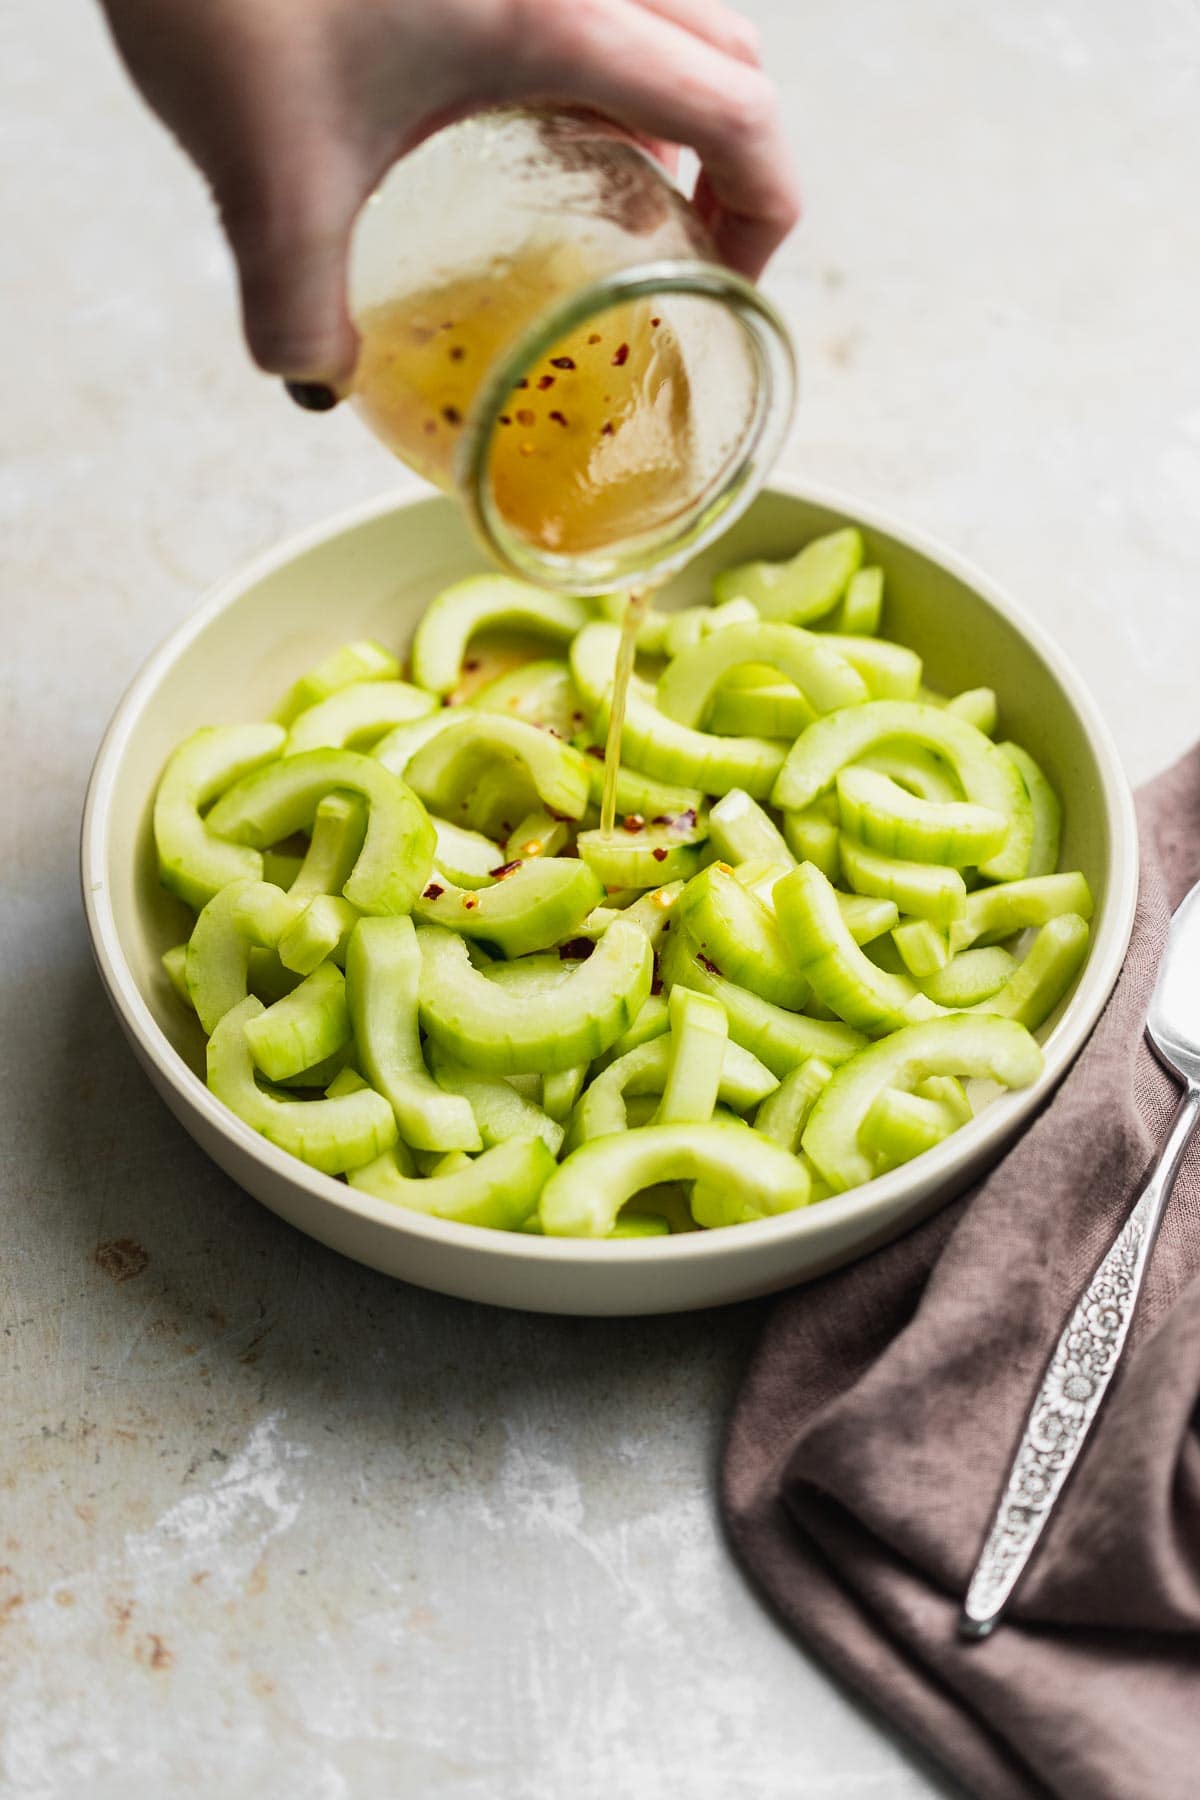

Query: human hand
98,0,800,399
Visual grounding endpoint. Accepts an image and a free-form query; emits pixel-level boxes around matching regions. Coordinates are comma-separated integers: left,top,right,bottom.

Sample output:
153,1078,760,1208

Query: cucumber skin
414,858,603,958
410,575,589,697
154,723,285,911
349,1135,556,1231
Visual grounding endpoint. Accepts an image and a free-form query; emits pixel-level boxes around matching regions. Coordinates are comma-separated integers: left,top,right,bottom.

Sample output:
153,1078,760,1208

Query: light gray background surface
4,2,1198,1794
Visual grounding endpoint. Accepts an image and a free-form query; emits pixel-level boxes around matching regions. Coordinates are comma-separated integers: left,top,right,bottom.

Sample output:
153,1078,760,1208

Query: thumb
216,150,363,390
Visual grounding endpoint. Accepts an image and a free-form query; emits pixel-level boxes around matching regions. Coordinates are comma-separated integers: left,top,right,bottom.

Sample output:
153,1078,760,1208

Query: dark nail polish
284,381,339,413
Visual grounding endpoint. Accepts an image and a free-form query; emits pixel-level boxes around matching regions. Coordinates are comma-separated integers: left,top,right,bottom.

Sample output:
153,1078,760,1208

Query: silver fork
960,878,1200,1638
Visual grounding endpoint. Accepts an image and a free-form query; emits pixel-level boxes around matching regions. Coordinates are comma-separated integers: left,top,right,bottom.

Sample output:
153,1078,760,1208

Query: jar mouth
454,259,797,595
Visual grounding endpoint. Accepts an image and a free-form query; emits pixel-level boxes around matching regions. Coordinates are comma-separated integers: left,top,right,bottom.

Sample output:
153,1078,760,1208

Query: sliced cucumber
406,712,591,825
162,944,192,1008
859,1080,970,1170
570,1031,775,1145
918,945,1017,1007
753,1057,833,1152
782,805,841,883
812,634,922,701
284,680,436,755
660,925,866,1075
349,1135,556,1231
571,622,787,799
802,1012,1043,1192
591,992,670,1071
154,723,286,910
828,565,883,635
262,850,304,889
433,819,502,888
771,700,1032,881
504,810,569,862
186,879,300,1034
653,988,729,1126
658,623,869,726
582,881,684,947
289,792,368,900
542,1064,588,1123
418,917,652,1074
345,916,481,1152
206,748,436,917
372,710,462,782
467,659,584,739
709,789,794,868
839,835,967,926
579,748,704,822
410,575,589,696
970,913,1090,1030
610,1211,671,1239
277,894,359,974
679,862,809,1010
892,918,951,978
707,677,814,740
948,871,1094,955
542,1120,812,1237
854,744,963,804
773,862,930,1036
998,742,1062,878
577,825,704,888
274,640,399,727
427,1045,563,1155
207,996,397,1175
836,766,1007,867
944,687,998,735
243,962,351,1083
414,857,603,957
713,527,863,624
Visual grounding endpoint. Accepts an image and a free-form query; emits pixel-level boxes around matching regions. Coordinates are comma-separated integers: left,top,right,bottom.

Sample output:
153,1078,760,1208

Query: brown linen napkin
723,744,1200,1800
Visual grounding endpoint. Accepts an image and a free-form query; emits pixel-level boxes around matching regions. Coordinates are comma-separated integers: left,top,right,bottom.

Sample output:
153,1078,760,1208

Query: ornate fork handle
961,1081,1200,1638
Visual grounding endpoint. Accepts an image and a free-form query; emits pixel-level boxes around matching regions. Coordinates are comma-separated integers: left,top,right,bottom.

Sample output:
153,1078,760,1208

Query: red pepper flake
651,316,661,327
442,405,462,426
516,408,536,427
612,343,630,366
462,658,480,672
488,859,523,880
449,345,465,361
587,333,602,345
423,420,437,435
422,882,445,901
652,846,669,863
558,937,595,962
548,410,569,427
498,414,512,426
514,377,529,389
622,814,645,834
537,374,556,390
585,745,606,760
697,953,721,976
461,892,479,911
661,918,671,932
650,975,664,996
550,356,576,370
548,809,572,823
601,421,614,437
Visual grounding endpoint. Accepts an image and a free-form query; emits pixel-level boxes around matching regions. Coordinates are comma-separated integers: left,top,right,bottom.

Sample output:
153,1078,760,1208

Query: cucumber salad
153,526,1092,1237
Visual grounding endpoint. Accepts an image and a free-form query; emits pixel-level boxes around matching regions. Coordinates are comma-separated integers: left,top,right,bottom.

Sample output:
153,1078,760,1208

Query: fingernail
284,381,339,413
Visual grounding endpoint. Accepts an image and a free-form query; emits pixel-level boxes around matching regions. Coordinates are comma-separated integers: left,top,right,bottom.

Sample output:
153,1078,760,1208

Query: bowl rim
81,479,1140,1269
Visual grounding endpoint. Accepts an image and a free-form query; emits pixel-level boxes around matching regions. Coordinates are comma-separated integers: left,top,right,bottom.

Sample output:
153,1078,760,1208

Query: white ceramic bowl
82,484,1138,1315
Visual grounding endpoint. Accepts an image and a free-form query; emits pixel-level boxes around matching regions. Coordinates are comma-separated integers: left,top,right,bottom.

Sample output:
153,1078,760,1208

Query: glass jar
347,109,796,595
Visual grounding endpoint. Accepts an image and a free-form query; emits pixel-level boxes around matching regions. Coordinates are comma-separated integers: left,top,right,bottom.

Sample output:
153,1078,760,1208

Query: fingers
515,0,800,278
630,0,761,67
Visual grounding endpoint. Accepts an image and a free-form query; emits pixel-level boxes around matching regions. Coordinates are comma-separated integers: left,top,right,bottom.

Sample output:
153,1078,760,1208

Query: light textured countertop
4,2,1198,1794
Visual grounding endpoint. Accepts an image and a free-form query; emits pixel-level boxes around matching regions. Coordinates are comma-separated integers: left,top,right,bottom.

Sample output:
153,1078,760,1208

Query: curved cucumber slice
654,988,728,1126
481,953,576,995
427,1046,563,1155
433,819,502,888
289,793,368,900
707,678,813,740
998,742,1062,878
892,918,951,978
802,1012,1043,1192
577,827,703,888
410,575,590,696
948,871,1094,954
208,996,397,1175
610,1211,671,1239
274,640,399,727
415,858,603,957
713,527,863,624
542,1120,812,1237
835,891,902,946
243,962,350,1083
679,863,808,1010
570,1031,775,1145
753,1057,833,1152
657,622,869,727
542,1064,588,1123
970,913,1090,1029
285,680,436,755
349,1136,555,1231
814,635,921,701
774,862,930,1036
571,623,787,799
345,916,481,1152
592,992,670,1070
580,749,704,822
663,597,759,659
771,700,1032,881
944,687,998,735
186,879,300,1033
660,925,866,1075
162,944,192,1008
828,565,883,635
709,789,794,868
278,895,360,974
467,659,584,739
859,1081,969,1169
782,806,841,883
274,1047,352,1090
418,917,653,1074
839,834,967,926
505,810,569,862
854,744,962,804
406,713,591,823
154,723,286,910
919,945,1017,1008
836,767,1007,867
206,748,436,917
372,711,462,781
